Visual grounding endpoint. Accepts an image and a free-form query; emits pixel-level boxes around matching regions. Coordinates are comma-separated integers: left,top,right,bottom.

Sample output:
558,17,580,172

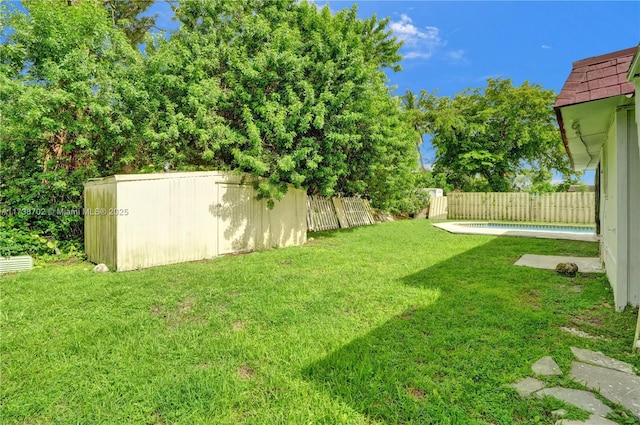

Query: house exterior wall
636,80,640,154
599,108,640,310
623,108,640,308
600,118,618,301
84,171,307,271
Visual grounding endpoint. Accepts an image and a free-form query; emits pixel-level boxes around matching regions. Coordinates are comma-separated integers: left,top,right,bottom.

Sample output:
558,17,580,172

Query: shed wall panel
116,175,220,270
84,180,117,269
217,183,257,255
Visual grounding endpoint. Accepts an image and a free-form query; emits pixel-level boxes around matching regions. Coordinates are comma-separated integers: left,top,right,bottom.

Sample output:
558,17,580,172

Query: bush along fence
447,192,595,223
306,196,376,232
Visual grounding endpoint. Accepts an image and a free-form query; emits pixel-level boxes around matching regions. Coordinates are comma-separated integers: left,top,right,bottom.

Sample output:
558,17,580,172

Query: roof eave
554,106,575,170
626,43,640,81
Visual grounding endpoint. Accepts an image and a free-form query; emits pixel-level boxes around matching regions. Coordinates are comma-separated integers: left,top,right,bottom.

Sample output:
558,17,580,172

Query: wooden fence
428,196,448,219
307,196,375,232
447,192,595,223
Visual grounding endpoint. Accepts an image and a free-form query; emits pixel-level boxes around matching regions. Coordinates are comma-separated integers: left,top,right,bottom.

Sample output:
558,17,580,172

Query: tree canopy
400,89,426,171
1,0,147,253
419,78,576,192
105,0,157,46
145,0,416,206
0,0,418,255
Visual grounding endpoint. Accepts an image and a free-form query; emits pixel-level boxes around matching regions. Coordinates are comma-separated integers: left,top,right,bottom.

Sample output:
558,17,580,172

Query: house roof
555,47,636,108
554,46,638,171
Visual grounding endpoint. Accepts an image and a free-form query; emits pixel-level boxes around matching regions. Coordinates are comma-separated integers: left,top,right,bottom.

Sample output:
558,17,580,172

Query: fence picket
448,192,594,223
306,196,375,232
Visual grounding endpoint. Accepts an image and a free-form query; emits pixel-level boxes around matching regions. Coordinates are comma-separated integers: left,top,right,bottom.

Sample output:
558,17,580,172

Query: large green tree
400,89,426,171
0,0,147,252
144,0,417,207
421,78,575,192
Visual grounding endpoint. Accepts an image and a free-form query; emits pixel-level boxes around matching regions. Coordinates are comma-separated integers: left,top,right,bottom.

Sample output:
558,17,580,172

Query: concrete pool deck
433,222,598,242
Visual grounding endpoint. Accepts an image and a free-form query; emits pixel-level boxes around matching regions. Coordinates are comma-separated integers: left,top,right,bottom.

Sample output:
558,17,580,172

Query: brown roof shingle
555,47,637,108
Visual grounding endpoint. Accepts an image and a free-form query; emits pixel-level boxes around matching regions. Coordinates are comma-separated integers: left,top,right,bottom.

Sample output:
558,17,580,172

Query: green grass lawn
1,220,639,424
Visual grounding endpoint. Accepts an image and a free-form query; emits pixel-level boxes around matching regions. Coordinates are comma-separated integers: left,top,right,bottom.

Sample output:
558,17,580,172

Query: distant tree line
401,79,580,194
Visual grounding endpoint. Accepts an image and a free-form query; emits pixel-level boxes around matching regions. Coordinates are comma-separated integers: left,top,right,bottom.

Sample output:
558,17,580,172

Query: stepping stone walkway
510,347,639,424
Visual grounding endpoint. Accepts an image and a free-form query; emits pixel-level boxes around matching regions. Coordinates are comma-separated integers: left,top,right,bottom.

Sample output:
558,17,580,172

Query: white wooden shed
84,171,307,271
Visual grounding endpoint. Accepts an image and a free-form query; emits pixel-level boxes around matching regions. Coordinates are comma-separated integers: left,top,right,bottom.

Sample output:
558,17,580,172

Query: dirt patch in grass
151,411,165,424
237,365,255,379
514,290,541,309
407,387,425,401
163,297,204,327
400,312,413,320
570,313,604,328
569,304,608,328
232,320,244,330
178,297,195,314
400,306,419,320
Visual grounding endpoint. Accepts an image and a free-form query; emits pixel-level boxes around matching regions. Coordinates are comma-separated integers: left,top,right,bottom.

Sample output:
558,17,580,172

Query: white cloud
390,15,441,46
390,14,445,59
404,51,435,60
542,44,552,49
391,14,465,63
476,74,501,82
446,49,466,62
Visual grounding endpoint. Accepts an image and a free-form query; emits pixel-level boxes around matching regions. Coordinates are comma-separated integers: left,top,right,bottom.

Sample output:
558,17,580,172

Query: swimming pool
432,222,597,241
461,222,596,234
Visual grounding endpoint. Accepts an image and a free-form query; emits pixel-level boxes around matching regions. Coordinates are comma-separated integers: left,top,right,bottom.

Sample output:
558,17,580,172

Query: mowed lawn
1,220,639,424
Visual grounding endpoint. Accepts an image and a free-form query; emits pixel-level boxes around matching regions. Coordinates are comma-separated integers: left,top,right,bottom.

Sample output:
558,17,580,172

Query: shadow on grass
303,236,602,424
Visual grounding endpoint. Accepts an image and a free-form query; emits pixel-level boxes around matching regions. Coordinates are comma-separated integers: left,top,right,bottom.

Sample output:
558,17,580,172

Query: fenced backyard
309,192,595,229
3,220,639,424
445,192,595,223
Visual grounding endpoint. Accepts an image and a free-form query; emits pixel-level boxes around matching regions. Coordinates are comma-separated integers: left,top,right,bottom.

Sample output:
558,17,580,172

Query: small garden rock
93,263,110,273
555,262,578,277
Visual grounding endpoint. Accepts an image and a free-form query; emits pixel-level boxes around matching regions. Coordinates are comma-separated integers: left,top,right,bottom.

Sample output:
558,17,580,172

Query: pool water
462,223,596,234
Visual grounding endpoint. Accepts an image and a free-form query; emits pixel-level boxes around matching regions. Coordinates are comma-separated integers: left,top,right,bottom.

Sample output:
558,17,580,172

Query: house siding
600,118,618,306
624,109,640,307
599,108,640,310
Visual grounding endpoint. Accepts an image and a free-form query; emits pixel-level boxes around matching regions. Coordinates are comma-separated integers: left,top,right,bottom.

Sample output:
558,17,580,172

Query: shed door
217,184,256,255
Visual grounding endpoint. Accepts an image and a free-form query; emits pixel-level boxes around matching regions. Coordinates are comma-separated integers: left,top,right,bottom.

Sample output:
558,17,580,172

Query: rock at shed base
93,263,110,273
555,262,578,277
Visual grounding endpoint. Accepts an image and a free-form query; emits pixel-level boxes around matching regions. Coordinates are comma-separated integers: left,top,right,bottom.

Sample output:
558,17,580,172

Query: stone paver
570,361,640,419
535,387,613,417
532,356,563,376
556,415,618,425
510,377,546,397
570,347,636,374
514,254,603,273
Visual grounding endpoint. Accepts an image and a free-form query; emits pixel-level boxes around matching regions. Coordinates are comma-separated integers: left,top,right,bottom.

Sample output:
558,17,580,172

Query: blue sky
151,1,639,182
